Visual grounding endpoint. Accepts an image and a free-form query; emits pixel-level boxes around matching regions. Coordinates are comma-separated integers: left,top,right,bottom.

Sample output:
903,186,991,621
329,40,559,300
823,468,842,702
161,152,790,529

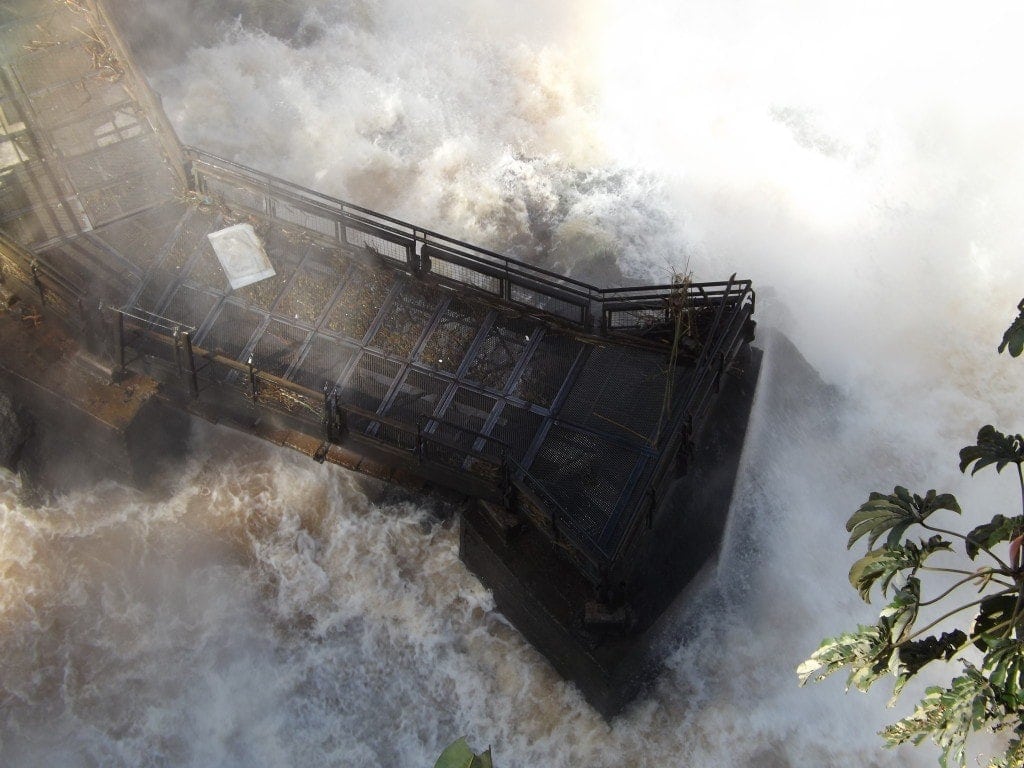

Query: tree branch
895,587,1018,647
920,521,1012,571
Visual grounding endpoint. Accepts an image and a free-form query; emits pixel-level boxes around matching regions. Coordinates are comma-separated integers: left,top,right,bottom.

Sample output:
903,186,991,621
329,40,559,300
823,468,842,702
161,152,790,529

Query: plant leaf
849,536,952,602
799,581,924,693
847,487,961,550
998,300,1024,357
982,638,1024,708
971,594,1019,651
882,666,999,768
797,623,890,691
959,426,1024,476
965,515,1024,561
879,577,921,646
892,630,968,701
434,738,490,768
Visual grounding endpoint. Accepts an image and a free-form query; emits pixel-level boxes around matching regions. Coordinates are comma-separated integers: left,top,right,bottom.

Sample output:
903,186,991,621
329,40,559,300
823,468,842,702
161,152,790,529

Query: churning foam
3,0,1024,765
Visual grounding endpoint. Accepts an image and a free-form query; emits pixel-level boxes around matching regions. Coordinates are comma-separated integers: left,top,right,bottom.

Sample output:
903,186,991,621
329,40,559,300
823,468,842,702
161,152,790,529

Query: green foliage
894,631,968,699
882,667,1003,768
434,738,494,768
999,299,1024,357
846,487,960,550
959,426,1024,476
798,302,1024,768
849,536,952,602
966,515,1024,561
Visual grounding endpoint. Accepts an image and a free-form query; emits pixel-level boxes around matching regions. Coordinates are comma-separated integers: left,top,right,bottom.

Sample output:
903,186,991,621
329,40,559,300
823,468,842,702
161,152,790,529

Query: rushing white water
4,1,1024,765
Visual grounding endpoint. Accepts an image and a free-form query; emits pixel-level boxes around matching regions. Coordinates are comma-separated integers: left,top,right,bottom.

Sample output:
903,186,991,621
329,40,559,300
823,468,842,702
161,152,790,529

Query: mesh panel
275,200,336,238
343,226,408,264
77,167,176,227
276,260,340,326
203,175,265,213
369,280,442,358
249,319,310,378
509,282,584,323
161,284,218,334
1,95,40,166
607,306,666,330
488,403,543,462
231,242,297,312
321,263,397,342
92,200,186,271
11,44,94,94
437,387,494,441
184,235,228,291
197,300,263,361
132,268,174,316
528,425,642,542
341,351,400,415
465,313,536,390
1,2,79,49
50,106,148,159
27,77,127,130
559,346,670,446
0,196,79,246
513,331,582,408
162,209,218,274
0,160,69,217
45,236,137,303
430,255,500,294
379,369,449,451
289,332,357,392
417,296,488,374
63,133,160,188
386,369,449,423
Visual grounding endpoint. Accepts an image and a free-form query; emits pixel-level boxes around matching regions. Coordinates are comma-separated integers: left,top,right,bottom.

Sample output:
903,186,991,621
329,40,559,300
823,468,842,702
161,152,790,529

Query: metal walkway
0,0,755,585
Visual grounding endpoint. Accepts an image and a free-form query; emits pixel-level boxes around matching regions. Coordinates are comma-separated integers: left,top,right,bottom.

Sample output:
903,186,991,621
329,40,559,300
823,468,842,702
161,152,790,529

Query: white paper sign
207,223,275,290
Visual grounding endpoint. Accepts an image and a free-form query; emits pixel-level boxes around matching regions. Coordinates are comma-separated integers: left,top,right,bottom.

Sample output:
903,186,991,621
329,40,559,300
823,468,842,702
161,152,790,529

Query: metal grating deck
0,0,755,575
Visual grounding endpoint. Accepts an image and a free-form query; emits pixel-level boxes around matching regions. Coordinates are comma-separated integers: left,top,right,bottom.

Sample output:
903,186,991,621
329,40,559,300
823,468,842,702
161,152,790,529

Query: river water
3,1,1024,765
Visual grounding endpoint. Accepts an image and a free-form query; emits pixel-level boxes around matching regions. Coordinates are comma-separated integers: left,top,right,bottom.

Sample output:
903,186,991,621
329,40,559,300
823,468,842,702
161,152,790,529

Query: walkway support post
183,331,199,398
114,309,125,378
247,353,257,401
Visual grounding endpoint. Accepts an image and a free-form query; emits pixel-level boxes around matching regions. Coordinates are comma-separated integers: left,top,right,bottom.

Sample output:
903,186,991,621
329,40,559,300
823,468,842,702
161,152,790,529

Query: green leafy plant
798,301,1024,768
434,738,494,768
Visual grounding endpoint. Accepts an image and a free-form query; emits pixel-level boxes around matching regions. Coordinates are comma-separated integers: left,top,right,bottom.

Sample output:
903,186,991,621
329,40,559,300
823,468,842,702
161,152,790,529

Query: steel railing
2,151,756,586
184,147,753,335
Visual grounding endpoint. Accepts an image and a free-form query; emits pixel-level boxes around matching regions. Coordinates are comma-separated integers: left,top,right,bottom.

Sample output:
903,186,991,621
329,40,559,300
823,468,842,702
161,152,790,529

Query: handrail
121,315,507,478
184,147,754,332
2,147,755,581
602,288,755,563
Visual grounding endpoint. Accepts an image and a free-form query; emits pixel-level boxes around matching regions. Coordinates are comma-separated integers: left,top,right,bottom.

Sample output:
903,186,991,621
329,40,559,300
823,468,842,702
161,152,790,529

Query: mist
3,0,1024,765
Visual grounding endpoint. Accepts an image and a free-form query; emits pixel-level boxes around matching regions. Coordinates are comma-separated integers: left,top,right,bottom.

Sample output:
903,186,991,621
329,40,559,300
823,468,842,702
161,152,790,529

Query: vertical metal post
114,309,126,377
247,353,257,401
322,383,331,441
501,453,516,508
172,327,182,375
183,331,199,398
502,261,512,301
30,261,44,304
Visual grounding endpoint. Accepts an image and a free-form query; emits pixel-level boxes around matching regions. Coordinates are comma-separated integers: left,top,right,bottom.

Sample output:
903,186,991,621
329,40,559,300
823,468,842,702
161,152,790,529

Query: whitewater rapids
3,0,1024,765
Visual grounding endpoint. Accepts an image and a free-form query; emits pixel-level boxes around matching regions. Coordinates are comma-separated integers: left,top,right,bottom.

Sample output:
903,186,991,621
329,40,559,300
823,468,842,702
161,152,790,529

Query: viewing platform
0,0,759,715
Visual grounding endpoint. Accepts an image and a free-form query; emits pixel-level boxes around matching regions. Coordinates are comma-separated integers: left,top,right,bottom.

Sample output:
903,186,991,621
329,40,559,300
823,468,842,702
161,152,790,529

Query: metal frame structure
0,0,755,593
